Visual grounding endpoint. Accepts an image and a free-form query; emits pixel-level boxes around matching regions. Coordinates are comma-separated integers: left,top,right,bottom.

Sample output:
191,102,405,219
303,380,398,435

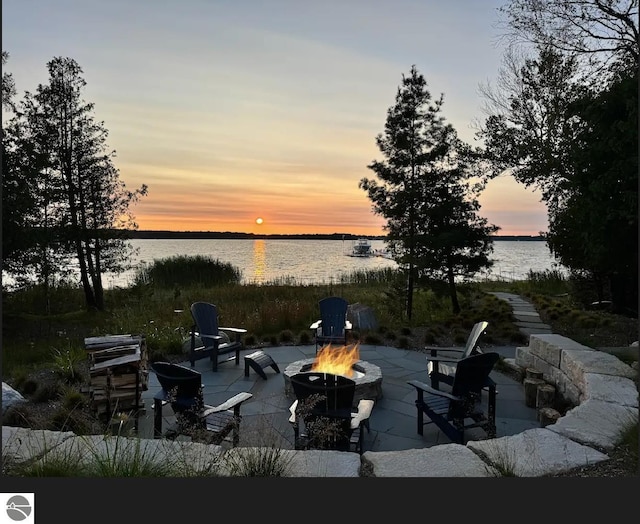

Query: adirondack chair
407,351,499,444
309,296,353,353
150,361,252,446
425,321,489,390
189,301,247,371
288,372,374,454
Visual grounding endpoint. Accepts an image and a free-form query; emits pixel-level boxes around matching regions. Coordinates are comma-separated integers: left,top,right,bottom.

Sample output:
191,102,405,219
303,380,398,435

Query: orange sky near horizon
124,155,548,236
3,0,550,237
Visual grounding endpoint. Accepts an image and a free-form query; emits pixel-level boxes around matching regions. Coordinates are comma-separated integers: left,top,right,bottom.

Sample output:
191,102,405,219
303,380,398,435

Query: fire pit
283,344,383,404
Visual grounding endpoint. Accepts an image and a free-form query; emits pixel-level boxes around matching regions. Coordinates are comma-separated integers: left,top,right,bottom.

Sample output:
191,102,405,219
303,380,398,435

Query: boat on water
374,249,393,260
348,238,374,257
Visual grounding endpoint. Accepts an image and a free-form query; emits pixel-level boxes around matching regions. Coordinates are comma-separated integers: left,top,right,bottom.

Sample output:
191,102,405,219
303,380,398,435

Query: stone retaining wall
515,333,637,406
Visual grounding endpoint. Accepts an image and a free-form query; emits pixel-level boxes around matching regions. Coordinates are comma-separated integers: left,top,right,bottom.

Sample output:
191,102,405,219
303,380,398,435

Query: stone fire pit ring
283,358,383,404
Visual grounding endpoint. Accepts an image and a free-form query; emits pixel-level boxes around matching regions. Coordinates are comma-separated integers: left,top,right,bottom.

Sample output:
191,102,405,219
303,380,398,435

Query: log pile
84,334,148,419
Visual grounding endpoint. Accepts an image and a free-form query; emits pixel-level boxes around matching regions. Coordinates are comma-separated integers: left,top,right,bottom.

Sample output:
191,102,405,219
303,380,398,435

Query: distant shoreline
123,230,546,241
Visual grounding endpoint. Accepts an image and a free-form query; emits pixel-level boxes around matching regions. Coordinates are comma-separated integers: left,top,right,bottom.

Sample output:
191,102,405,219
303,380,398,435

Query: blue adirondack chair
309,296,353,353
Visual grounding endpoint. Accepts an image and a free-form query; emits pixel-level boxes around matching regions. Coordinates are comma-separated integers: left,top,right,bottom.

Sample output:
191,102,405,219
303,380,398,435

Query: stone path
489,292,553,337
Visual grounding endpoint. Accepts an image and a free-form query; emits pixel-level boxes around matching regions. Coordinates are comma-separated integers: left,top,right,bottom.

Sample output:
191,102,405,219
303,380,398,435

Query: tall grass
1,257,605,380
474,269,569,296
132,255,242,287
4,432,225,477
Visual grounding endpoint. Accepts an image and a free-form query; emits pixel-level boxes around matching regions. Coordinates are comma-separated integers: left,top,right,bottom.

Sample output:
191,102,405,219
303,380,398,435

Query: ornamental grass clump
133,255,242,287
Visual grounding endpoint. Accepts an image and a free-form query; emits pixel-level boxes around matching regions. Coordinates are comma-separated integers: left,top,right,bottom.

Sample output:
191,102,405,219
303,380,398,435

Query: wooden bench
244,350,280,380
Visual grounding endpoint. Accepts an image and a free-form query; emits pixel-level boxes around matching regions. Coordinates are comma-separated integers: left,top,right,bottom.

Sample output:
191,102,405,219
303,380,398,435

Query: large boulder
2,382,25,414
347,303,379,331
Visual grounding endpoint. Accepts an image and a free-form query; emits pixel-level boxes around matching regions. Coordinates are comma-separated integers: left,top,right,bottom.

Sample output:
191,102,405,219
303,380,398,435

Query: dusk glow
2,0,549,236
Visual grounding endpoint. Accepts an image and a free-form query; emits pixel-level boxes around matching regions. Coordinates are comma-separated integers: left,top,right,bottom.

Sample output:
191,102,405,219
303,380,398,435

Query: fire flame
311,344,360,378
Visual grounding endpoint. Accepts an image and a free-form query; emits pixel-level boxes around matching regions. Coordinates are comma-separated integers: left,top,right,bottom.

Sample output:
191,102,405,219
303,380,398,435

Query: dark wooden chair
288,372,373,454
150,361,252,446
407,351,499,444
425,321,489,390
309,296,353,353
189,301,247,371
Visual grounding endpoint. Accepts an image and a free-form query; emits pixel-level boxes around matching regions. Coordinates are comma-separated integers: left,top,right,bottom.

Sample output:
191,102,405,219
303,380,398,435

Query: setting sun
255,217,264,225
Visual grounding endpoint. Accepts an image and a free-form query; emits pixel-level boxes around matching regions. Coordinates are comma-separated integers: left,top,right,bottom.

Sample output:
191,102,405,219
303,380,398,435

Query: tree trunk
406,265,414,320
610,272,637,316
447,263,460,314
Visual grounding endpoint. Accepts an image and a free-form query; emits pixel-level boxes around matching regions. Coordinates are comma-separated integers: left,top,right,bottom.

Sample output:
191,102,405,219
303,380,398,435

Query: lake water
101,238,567,289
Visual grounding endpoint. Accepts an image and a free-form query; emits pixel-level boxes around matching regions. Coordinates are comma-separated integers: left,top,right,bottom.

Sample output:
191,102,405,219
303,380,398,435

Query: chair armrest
407,379,461,402
192,331,224,342
219,327,247,334
350,399,374,429
202,392,253,415
309,320,321,330
425,355,464,363
288,399,299,424
425,346,466,354
219,327,247,343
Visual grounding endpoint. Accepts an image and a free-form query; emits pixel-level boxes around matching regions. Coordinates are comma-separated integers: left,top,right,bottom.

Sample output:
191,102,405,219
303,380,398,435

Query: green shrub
51,345,85,383
279,330,294,343
453,332,467,345
244,334,258,346
2,405,33,428
49,407,91,434
363,334,382,345
31,383,59,403
397,336,411,349
61,386,87,412
297,331,311,344
19,378,39,396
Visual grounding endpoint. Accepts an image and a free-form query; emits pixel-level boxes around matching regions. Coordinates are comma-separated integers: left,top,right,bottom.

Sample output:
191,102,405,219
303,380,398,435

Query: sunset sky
3,0,549,236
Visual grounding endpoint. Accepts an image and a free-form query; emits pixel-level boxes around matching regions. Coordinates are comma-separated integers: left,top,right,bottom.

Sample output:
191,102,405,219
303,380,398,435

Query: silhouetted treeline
121,230,544,241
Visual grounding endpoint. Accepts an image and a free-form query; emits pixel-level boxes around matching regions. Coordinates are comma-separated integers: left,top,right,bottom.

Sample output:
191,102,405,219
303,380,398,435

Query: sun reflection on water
252,239,266,283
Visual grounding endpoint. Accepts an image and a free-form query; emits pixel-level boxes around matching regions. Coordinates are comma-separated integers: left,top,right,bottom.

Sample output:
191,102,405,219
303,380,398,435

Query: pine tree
360,66,498,317
11,57,147,310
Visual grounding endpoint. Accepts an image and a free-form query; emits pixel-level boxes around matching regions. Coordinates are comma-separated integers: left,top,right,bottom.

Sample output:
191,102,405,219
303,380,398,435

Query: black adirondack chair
425,321,489,390
407,351,499,444
189,301,247,371
151,361,252,446
288,372,373,454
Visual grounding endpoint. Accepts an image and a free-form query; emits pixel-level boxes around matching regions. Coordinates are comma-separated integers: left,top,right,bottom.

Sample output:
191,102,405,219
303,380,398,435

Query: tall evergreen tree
360,66,498,317
4,56,148,310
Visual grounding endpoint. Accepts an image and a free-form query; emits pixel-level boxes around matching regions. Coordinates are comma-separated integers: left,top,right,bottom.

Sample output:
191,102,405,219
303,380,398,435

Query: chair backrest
462,321,489,358
151,361,202,403
450,352,499,400
290,372,355,416
318,296,349,337
191,301,220,348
